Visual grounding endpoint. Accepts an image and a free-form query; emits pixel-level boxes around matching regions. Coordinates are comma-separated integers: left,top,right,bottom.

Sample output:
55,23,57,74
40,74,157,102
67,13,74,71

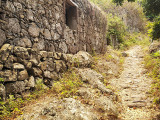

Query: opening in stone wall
0,12,4,19
65,0,78,30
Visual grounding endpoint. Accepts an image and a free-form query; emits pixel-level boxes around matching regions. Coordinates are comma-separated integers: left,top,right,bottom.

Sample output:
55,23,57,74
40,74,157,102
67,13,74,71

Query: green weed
52,70,82,98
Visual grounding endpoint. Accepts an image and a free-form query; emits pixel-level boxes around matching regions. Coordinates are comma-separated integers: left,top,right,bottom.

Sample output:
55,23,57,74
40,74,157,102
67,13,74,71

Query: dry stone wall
0,0,107,99
0,0,107,54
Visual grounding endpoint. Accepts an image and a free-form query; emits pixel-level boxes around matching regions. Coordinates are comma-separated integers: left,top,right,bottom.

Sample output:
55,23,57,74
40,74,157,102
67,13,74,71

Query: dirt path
110,46,155,120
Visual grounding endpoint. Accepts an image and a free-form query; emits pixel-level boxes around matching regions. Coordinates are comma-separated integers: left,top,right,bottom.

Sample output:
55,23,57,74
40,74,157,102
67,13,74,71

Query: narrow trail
111,46,155,120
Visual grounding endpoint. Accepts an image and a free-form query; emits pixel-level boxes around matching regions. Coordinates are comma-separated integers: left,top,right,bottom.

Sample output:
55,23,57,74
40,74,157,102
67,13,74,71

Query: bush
151,16,160,40
0,95,24,119
107,14,126,47
144,53,160,105
142,0,160,20
52,70,82,98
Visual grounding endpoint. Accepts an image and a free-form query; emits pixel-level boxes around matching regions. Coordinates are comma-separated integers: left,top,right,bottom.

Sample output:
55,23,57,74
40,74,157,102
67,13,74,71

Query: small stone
26,62,32,69
32,68,42,77
34,38,39,42
39,61,47,71
48,52,53,58
54,52,61,60
14,46,30,59
39,51,48,58
0,44,10,62
20,14,24,19
18,37,32,48
43,29,51,40
0,64,3,70
44,71,51,79
122,52,128,57
8,18,21,34
18,70,28,81
27,9,34,21
30,59,38,66
28,23,40,37
55,60,66,72
27,76,35,88
41,107,56,116
0,70,17,82
13,63,25,70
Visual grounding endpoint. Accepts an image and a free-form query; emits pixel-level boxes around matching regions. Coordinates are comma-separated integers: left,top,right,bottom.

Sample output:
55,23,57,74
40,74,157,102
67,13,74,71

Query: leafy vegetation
107,14,126,46
113,0,135,5
0,79,48,119
144,52,160,104
52,70,82,98
120,33,150,50
142,0,160,20
151,16,160,40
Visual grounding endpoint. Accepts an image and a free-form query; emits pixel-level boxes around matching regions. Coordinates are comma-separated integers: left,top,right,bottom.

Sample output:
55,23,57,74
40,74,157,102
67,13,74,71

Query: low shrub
107,14,126,47
52,70,82,98
151,16,160,40
144,53,160,105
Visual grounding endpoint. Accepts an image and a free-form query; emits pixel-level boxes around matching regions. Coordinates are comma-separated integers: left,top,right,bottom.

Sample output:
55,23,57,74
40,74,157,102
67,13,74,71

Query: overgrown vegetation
52,70,82,98
144,52,160,104
0,79,48,119
0,71,82,119
142,0,160,20
91,47,124,80
107,14,126,46
151,16,160,40
113,0,135,5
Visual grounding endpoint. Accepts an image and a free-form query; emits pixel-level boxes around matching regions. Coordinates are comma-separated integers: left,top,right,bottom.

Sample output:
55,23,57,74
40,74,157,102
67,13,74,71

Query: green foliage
0,78,4,83
0,95,24,119
142,0,160,20
52,70,82,98
152,51,160,58
0,79,48,119
112,0,124,5
112,0,135,5
119,33,150,50
151,16,160,40
144,54,160,105
107,14,126,45
35,79,46,91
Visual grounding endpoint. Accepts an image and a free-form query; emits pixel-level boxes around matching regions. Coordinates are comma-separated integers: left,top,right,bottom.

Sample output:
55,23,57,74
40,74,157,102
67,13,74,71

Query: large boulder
78,68,113,94
71,51,93,67
149,41,160,53
94,96,118,117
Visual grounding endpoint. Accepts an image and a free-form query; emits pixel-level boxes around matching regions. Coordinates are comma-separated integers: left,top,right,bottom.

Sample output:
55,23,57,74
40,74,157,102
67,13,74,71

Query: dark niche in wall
65,0,77,30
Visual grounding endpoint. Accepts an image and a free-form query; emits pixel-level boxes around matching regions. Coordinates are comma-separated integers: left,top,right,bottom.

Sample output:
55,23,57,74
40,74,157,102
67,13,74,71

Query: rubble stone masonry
0,0,107,98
